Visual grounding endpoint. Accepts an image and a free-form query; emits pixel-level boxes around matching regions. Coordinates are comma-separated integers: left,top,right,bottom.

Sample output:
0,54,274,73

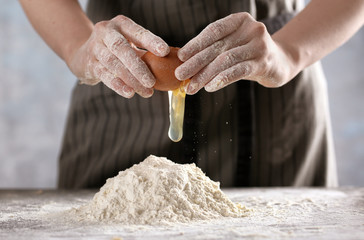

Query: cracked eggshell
142,47,183,91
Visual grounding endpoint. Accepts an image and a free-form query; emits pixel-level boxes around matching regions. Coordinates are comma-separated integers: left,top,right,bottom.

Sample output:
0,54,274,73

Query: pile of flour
72,155,247,225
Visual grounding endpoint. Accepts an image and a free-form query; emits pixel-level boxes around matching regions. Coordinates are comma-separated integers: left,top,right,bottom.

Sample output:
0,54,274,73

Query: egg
141,47,183,91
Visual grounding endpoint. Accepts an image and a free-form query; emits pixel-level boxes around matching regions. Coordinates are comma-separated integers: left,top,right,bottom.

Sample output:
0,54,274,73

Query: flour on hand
71,155,248,225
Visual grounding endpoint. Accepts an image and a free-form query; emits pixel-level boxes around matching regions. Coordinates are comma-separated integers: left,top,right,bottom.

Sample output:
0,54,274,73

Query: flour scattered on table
71,155,248,225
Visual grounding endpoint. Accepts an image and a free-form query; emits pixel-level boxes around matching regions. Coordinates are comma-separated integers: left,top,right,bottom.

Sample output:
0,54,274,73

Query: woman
20,0,364,188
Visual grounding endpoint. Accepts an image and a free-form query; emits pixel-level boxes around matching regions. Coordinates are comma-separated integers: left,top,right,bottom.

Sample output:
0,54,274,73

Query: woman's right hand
67,15,170,98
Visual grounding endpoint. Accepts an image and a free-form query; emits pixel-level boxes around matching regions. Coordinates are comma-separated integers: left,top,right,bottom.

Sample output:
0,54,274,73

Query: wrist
64,26,93,66
272,36,304,81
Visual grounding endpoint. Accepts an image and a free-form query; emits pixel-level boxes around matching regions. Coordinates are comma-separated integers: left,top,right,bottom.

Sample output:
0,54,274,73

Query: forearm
19,0,93,65
273,0,364,75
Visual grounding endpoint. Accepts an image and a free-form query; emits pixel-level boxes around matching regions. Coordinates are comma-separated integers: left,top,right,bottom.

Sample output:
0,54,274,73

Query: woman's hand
68,15,170,98
175,12,296,94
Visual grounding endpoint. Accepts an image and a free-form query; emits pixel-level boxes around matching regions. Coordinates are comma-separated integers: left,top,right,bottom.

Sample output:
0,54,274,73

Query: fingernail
177,49,187,62
205,77,224,92
186,81,199,94
142,88,154,98
142,74,155,88
122,85,135,98
148,88,154,96
156,42,169,56
112,78,122,88
175,67,185,81
175,65,192,81
204,84,215,92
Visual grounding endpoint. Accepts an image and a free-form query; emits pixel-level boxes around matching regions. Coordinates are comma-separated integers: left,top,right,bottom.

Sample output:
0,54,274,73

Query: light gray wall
0,1,75,188
0,1,363,188
321,29,364,186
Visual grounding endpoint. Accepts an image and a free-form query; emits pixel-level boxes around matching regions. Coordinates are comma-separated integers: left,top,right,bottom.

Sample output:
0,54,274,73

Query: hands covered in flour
175,12,296,94
68,15,170,98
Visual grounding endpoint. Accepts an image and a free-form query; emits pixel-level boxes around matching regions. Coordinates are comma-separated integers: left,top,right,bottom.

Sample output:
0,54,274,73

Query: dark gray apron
58,0,337,188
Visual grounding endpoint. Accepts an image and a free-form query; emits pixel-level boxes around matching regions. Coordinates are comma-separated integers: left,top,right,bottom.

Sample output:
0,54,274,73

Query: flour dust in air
71,155,248,225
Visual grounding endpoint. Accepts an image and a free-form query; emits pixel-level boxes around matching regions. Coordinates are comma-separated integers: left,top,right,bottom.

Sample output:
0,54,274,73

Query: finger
204,61,254,92
184,45,255,94
110,15,169,57
103,29,156,88
110,77,136,98
175,21,256,81
175,39,228,81
178,13,249,61
91,62,135,98
93,43,153,98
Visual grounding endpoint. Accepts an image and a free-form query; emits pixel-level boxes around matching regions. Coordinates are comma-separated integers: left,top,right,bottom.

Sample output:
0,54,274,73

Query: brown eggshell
141,47,183,91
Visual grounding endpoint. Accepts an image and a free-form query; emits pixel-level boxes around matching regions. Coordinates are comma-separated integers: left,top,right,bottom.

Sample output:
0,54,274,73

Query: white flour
71,155,248,225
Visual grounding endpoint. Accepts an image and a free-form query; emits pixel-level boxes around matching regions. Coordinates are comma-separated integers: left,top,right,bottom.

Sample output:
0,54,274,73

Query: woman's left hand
175,12,297,94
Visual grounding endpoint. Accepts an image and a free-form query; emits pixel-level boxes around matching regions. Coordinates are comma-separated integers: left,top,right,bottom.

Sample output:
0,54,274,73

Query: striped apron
58,0,338,188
